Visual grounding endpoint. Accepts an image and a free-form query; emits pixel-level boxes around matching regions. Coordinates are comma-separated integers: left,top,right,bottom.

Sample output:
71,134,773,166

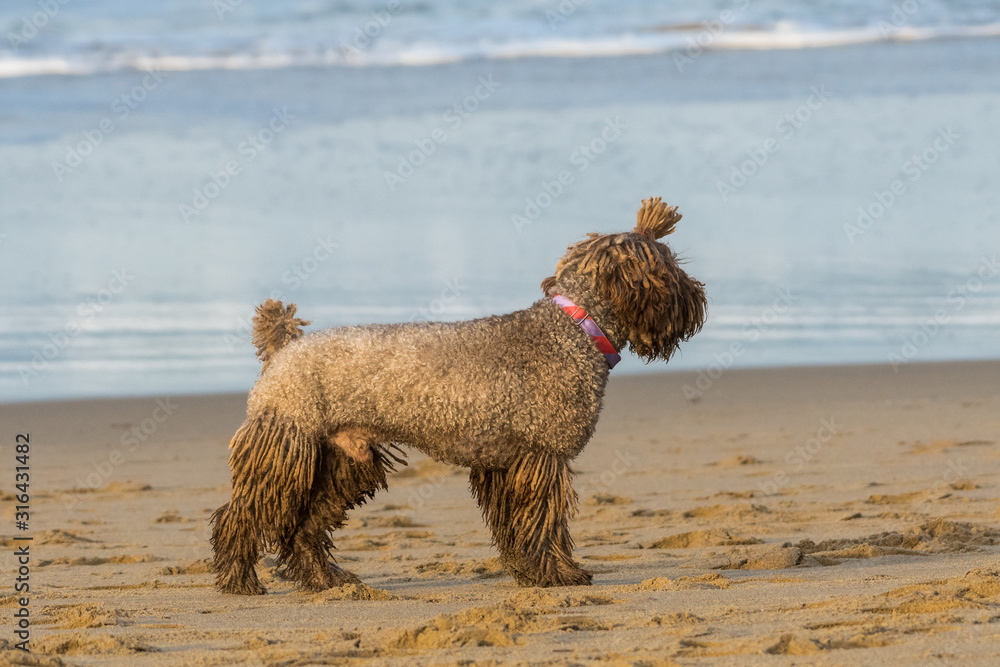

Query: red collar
552,294,621,369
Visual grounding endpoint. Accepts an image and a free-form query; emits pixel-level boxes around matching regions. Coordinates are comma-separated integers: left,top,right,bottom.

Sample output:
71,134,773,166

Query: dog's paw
330,567,362,587
218,579,267,595
538,567,593,588
297,563,363,592
558,567,594,587
514,566,593,588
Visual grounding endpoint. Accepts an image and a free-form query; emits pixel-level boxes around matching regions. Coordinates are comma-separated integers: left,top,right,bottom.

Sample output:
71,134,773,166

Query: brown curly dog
211,197,707,594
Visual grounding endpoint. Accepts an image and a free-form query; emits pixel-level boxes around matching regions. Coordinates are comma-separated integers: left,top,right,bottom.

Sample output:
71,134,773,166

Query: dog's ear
540,275,558,296
590,243,705,362
649,257,707,361
583,198,706,362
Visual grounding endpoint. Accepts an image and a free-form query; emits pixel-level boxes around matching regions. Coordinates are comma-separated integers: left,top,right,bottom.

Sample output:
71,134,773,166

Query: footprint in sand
709,544,804,570
800,518,999,560
310,583,396,602
32,633,151,657
584,493,632,506
66,481,153,494
505,589,618,608
37,554,161,568
40,603,128,629
34,529,98,545
865,567,1000,615
160,558,213,575
636,574,732,590
681,503,773,520
712,490,758,499
674,519,1000,572
711,455,765,467
387,601,614,651
153,511,196,523
415,557,504,578
907,439,995,455
864,490,951,504
649,528,762,549
357,514,426,528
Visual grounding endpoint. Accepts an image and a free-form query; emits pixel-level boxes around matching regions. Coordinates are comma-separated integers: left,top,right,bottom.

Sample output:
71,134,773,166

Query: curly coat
211,197,707,594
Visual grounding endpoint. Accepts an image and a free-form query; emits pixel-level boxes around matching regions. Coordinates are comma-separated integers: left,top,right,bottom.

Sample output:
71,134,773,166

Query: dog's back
248,300,608,467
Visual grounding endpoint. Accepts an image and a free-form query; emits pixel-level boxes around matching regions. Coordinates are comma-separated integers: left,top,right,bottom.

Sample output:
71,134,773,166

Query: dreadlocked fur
211,196,707,595
541,197,706,362
470,453,590,586
210,412,404,594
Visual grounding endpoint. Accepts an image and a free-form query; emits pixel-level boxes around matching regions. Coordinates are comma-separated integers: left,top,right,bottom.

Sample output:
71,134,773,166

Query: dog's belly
407,434,525,470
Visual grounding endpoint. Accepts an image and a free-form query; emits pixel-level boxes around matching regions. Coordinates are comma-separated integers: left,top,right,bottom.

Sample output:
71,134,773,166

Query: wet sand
2,360,999,665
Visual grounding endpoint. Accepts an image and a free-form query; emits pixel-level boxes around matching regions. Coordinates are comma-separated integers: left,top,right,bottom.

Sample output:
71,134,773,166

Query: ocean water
3,0,1000,76
1,2,999,402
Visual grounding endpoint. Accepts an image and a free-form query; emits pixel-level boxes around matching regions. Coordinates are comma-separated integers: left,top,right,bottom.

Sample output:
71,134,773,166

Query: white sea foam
2,22,999,79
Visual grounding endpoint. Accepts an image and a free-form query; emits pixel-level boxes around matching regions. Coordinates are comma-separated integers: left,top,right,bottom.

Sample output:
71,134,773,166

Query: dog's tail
251,299,310,372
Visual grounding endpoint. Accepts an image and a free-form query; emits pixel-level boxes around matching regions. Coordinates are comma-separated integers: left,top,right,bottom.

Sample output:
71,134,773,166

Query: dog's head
541,197,707,363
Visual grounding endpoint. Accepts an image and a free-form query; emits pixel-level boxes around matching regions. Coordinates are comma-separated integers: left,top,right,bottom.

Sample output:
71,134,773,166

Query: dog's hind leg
276,483,357,591
470,452,592,587
212,412,321,595
277,440,403,591
210,501,266,595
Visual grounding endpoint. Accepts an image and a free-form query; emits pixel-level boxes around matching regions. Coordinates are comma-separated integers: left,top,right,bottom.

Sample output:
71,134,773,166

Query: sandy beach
3,0,998,664
2,360,998,665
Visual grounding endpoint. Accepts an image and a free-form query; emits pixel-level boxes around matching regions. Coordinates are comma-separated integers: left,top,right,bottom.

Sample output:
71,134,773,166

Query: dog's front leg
469,452,592,587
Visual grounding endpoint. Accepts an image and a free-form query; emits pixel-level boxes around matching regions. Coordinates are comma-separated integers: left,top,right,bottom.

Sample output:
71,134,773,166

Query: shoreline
4,29,1000,81
1,357,997,408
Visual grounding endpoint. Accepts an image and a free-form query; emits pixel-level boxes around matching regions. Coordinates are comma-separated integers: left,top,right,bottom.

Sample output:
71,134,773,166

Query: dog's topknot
252,299,310,372
634,196,681,240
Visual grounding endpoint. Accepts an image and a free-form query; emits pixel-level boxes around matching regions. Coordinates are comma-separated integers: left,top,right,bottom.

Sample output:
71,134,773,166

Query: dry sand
1,361,999,666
